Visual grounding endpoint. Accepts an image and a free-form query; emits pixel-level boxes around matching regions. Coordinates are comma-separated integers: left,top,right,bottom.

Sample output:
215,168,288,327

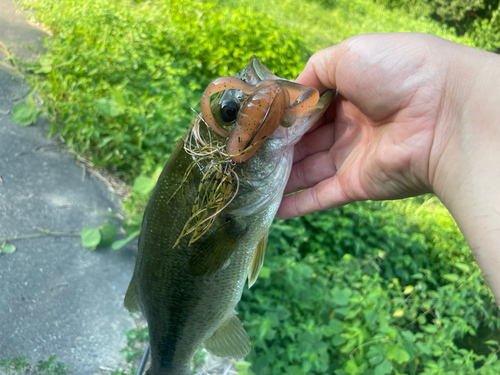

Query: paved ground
0,1,137,373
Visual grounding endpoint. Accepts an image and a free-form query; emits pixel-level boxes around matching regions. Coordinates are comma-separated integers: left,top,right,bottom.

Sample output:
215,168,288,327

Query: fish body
125,57,334,375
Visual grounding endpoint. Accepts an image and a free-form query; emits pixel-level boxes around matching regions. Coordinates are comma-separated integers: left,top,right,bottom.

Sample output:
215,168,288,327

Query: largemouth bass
125,56,334,375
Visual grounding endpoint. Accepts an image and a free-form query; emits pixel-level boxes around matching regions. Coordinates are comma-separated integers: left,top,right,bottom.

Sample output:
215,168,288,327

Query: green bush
220,0,475,50
466,9,500,52
376,0,500,52
24,0,310,179
238,197,500,374
377,0,499,34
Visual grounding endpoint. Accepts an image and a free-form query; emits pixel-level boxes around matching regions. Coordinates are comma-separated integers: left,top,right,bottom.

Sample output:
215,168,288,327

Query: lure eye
220,100,239,123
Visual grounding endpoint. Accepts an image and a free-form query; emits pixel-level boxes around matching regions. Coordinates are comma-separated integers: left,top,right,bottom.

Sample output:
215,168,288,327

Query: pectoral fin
188,221,246,276
124,277,140,313
204,314,251,359
248,231,268,288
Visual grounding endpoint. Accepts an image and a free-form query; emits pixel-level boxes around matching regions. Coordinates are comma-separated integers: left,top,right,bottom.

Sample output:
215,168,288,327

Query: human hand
277,33,484,219
277,33,500,304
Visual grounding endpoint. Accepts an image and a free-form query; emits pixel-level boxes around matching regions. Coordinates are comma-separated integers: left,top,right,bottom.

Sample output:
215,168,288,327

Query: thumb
295,40,352,93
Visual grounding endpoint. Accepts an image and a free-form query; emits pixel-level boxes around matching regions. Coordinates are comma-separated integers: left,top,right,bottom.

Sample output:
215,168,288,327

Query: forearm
433,46,500,304
441,158,500,304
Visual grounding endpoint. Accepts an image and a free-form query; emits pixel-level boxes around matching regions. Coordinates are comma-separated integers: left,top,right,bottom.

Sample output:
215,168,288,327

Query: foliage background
16,0,500,373
376,0,500,52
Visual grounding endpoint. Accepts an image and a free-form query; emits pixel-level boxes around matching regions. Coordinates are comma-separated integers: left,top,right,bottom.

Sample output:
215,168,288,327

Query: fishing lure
200,77,320,162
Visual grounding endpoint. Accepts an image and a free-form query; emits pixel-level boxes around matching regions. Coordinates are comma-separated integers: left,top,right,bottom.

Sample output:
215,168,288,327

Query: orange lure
200,77,320,163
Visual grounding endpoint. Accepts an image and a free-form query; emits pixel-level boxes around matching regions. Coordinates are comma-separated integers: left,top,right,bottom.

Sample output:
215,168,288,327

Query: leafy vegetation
110,326,149,375
376,0,500,52
80,223,118,250
11,91,37,126
0,242,16,254
238,197,500,374
1,355,69,375
15,0,500,373
219,0,475,50
22,0,309,180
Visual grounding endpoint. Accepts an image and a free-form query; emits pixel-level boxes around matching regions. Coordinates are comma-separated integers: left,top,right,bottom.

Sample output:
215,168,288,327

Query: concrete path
0,1,136,373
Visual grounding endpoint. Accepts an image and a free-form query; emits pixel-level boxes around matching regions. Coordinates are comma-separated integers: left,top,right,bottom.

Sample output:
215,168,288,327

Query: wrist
431,44,500,304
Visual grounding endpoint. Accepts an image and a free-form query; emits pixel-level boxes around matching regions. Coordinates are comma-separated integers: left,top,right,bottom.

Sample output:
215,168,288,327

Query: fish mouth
235,55,280,85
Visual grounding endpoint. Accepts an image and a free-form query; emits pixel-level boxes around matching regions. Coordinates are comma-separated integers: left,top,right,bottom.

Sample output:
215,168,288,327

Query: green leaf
344,359,358,374
276,306,291,320
387,344,410,364
334,307,350,316
96,97,125,117
453,262,471,273
485,353,498,365
442,273,459,282
34,55,54,73
331,287,351,306
129,213,144,227
401,330,416,342
98,224,118,248
485,340,499,346
259,266,271,279
112,231,140,250
81,227,101,250
386,343,398,359
324,318,344,337
1,244,16,253
123,222,141,236
374,359,392,375
394,347,410,364
415,341,432,355
285,366,305,375
132,176,155,195
234,361,254,375
367,345,384,365
12,103,36,126
112,88,126,108
331,335,347,346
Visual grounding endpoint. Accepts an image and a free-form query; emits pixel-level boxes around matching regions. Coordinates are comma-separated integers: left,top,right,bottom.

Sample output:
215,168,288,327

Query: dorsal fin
204,314,251,359
248,230,268,288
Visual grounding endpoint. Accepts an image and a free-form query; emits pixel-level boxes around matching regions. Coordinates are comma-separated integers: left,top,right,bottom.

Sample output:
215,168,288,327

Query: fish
124,56,334,375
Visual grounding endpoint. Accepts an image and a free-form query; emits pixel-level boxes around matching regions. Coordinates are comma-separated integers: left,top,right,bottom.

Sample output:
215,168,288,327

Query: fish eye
220,100,239,123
